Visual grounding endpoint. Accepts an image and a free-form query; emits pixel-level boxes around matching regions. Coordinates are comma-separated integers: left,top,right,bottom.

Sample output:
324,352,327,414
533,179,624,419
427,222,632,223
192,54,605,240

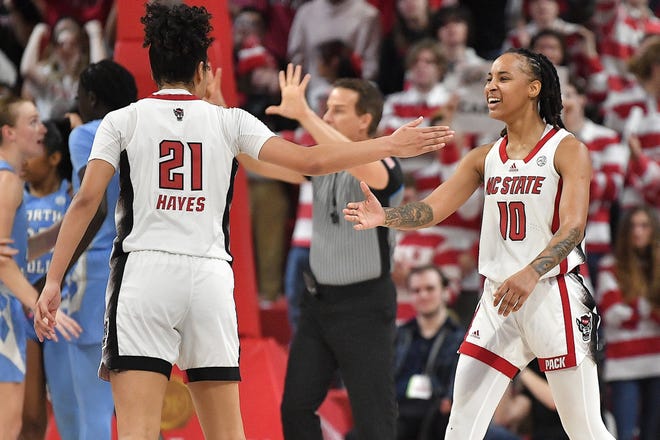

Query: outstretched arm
493,137,591,316
265,64,394,188
344,145,487,230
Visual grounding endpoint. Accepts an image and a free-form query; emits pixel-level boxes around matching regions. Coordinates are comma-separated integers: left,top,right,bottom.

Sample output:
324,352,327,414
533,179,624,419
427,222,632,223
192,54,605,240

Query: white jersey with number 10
479,125,585,282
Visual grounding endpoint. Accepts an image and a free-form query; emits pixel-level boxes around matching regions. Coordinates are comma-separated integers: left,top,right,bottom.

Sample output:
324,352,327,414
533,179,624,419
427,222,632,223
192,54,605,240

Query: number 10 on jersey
498,201,526,241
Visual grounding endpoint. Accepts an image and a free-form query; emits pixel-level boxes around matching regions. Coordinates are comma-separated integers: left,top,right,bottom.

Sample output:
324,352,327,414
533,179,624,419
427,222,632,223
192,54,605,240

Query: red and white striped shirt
592,0,660,83
602,83,660,211
575,120,628,254
596,255,660,381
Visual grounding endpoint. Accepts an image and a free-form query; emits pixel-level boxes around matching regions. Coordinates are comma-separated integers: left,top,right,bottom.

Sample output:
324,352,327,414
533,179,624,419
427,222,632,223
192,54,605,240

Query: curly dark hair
500,48,565,137
141,2,214,86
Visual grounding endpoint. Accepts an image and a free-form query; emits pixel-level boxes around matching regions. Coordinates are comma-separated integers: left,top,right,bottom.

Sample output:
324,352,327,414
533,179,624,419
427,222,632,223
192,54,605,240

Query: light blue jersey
64,119,118,344
0,160,28,381
24,180,71,284
23,179,70,342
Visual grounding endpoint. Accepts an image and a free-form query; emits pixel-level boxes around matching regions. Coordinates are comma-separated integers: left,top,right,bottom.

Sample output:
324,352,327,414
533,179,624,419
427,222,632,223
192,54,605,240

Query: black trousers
281,275,398,440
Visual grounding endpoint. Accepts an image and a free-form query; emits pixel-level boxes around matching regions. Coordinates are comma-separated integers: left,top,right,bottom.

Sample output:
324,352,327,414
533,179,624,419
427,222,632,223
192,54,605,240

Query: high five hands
266,63,455,156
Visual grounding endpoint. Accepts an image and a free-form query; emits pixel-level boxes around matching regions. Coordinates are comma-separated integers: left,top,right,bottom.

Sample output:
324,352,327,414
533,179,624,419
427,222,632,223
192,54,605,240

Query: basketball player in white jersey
31,3,452,439
344,48,616,439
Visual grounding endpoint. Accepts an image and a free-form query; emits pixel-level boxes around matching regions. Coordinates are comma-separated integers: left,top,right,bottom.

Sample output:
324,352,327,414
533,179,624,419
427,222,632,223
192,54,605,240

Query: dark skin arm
32,165,107,292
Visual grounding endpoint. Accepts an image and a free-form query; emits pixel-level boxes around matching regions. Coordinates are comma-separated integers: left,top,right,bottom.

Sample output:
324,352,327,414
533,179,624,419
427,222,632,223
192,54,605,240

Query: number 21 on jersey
159,140,203,191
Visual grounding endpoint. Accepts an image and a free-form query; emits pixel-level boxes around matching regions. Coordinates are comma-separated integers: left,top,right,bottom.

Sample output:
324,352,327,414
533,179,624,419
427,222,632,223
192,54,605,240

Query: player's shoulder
468,142,497,163
557,130,588,154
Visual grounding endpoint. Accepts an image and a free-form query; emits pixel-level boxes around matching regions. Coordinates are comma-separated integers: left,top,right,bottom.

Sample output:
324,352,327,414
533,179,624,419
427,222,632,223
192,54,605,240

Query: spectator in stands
431,5,488,91
379,39,453,174
20,17,106,119
602,35,660,213
504,0,599,84
597,205,660,440
561,78,628,285
309,39,362,114
591,0,660,84
32,0,114,29
1,0,42,72
392,264,465,440
504,0,583,52
287,0,381,111
378,0,433,96
529,28,610,114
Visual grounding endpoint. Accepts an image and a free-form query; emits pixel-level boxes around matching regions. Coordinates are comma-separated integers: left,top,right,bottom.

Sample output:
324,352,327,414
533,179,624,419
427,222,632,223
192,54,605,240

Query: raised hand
34,281,62,342
265,63,311,121
389,117,454,158
343,181,386,230
204,66,226,107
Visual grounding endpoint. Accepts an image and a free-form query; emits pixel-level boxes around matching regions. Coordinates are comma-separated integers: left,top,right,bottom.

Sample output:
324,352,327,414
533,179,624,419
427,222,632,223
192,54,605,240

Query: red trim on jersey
498,136,508,163
147,93,200,101
538,275,576,372
459,341,519,379
498,128,558,164
551,179,562,234
523,128,558,163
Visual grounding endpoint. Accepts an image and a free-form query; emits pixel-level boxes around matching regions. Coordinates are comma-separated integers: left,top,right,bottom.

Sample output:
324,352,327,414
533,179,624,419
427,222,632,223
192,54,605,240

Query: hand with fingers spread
204,66,226,107
343,181,386,230
53,310,82,342
0,237,18,262
34,281,62,342
265,63,312,121
492,266,540,317
388,117,454,158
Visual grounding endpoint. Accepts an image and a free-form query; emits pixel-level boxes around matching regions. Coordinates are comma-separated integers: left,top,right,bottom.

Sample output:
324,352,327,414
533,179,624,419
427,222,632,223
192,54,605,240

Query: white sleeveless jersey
89,89,275,261
479,126,586,282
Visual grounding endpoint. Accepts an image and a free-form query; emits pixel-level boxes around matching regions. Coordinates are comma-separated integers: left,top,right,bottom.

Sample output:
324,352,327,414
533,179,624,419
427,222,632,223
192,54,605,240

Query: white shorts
459,272,598,378
100,250,240,382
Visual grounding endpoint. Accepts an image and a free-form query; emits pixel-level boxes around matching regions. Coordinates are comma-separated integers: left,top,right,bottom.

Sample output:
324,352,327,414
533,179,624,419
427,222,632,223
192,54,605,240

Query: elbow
297,152,325,176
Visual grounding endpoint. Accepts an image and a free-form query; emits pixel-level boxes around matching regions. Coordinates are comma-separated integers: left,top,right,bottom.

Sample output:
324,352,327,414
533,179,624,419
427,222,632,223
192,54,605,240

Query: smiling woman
344,48,616,440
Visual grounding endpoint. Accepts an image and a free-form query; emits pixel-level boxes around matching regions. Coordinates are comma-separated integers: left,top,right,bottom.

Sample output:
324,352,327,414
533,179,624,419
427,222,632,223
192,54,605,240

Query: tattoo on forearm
384,202,434,228
531,227,582,276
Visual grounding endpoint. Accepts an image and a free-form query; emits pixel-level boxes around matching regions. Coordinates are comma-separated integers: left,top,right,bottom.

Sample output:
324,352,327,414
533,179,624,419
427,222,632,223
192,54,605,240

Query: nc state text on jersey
485,176,546,195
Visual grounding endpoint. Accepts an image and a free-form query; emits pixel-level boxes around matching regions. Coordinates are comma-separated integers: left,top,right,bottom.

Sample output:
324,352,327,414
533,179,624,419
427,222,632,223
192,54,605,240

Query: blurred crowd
0,0,658,439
